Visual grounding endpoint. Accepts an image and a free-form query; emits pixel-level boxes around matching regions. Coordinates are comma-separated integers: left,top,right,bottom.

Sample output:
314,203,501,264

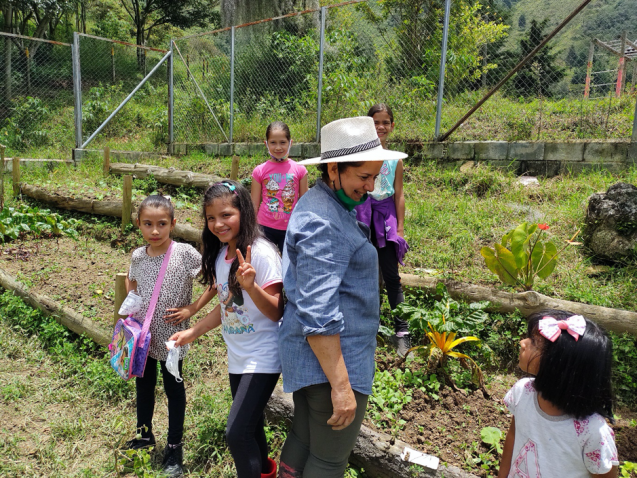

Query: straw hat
300,116,407,165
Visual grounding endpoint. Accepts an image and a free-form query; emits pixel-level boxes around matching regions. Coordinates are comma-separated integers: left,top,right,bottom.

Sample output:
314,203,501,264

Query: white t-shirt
504,378,618,477
215,238,282,374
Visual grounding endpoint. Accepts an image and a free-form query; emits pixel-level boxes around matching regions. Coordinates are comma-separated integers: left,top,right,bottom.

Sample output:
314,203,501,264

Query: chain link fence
0,0,635,161
0,33,74,159
77,34,169,153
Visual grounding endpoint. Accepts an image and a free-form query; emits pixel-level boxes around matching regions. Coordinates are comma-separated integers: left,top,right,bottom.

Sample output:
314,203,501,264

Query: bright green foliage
395,284,488,390
619,461,637,478
117,447,154,477
481,222,561,290
480,426,503,454
0,204,79,243
371,368,413,424
1,97,51,149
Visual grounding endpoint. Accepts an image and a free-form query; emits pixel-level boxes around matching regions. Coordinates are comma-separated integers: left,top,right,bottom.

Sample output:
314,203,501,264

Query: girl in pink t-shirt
251,121,308,253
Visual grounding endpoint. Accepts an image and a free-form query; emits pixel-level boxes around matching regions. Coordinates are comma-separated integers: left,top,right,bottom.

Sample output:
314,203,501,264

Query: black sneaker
162,443,184,477
124,433,156,450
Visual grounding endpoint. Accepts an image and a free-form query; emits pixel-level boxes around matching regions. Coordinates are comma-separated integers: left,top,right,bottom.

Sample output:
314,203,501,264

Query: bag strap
140,240,175,344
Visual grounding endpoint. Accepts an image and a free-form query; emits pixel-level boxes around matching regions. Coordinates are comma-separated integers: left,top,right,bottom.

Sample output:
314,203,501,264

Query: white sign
400,446,440,470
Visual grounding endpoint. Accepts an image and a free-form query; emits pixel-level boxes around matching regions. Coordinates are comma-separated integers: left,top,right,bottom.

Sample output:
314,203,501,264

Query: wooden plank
114,273,127,324
121,175,132,233
230,155,240,181
12,158,19,197
103,146,110,176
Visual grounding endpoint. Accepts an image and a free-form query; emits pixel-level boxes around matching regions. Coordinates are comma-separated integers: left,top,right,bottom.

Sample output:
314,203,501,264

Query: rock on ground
584,182,637,262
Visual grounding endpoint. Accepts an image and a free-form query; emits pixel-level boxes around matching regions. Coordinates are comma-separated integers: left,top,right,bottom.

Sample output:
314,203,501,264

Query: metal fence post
434,0,452,140
72,32,83,150
316,6,326,143
230,26,235,143
168,39,174,149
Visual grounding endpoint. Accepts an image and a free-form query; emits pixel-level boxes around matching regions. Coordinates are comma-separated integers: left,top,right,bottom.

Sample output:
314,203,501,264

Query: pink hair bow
538,315,586,342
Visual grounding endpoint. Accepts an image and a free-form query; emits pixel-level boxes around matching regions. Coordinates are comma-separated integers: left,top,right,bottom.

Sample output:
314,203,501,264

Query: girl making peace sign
170,181,283,478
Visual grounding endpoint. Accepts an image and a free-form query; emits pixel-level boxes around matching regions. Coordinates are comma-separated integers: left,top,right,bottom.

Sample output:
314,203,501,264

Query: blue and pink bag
109,241,174,380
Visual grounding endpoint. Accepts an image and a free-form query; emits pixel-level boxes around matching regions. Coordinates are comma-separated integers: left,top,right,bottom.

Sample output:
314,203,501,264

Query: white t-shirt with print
215,238,282,374
504,378,618,478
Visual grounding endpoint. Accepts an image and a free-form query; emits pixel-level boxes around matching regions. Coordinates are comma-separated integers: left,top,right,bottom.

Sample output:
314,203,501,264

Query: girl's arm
306,334,357,431
169,304,222,347
498,417,515,478
592,468,618,478
236,246,283,322
393,159,405,237
251,179,262,216
164,285,218,325
125,276,137,293
299,175,308,197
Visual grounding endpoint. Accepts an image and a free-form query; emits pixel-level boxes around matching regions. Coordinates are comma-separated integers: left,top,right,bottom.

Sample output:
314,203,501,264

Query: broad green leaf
530,239,544,276
481,427,503,449
495,243,519,285
537,241,558,279
510,223,530,268
482,246,516,286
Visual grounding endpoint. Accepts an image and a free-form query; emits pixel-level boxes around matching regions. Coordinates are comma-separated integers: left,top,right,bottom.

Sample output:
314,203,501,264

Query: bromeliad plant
480,222,579,291
395,284,489,393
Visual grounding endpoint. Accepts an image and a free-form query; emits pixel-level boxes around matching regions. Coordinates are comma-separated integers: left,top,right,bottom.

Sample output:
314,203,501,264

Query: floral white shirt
503,378,618,477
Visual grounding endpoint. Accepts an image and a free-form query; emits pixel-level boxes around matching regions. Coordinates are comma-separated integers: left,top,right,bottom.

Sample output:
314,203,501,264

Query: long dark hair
526,309,614,421
200,180,263,299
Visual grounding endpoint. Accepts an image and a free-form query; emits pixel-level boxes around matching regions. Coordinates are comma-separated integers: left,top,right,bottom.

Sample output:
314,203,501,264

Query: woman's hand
236,245,256,292
164,305,194,325
168,329,197,348
328,383,357,430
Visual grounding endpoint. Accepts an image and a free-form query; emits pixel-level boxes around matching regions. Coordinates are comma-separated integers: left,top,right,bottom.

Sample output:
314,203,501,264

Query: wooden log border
109,162,223,188
20,183,637,337
0,265,473,478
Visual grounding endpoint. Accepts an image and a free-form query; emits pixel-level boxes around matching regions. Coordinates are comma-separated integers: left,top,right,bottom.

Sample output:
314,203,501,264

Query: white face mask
165,340,183,382
266,140,292,162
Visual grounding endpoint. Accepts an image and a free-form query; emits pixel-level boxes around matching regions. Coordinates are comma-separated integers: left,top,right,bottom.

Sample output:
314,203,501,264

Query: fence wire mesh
0,34,73,159
78,35,168,152
173,10,321,144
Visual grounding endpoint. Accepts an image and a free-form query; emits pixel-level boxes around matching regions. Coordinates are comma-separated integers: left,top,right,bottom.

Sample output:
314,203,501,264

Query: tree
359,0,509,97
220,0,318,28
510,19,564,98
118,0,219,66
518,13,526,29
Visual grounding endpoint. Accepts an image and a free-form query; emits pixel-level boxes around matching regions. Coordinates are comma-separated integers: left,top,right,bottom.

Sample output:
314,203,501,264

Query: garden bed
3,156,637,476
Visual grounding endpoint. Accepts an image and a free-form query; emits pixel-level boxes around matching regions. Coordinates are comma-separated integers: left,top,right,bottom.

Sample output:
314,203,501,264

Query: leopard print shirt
128,242,201,361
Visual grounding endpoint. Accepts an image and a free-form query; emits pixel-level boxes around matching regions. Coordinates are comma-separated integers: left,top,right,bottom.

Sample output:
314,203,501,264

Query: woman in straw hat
278,117,407,477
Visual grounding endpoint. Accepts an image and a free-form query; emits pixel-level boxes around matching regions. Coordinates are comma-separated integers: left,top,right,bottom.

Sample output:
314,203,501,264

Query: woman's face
328,162,382,202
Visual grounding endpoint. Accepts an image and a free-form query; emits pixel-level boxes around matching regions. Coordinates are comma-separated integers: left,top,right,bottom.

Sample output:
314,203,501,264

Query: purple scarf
355,196,409,265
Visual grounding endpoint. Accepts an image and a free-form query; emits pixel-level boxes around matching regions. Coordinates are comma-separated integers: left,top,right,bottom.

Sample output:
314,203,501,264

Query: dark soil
369,350,637,476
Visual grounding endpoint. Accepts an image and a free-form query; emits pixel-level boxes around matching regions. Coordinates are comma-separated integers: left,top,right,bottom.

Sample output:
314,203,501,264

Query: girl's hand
169,329,197,348
164,305,193,325
236,246,256,292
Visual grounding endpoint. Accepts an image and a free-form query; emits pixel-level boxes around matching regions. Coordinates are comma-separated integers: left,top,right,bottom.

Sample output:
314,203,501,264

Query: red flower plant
538,223,549,231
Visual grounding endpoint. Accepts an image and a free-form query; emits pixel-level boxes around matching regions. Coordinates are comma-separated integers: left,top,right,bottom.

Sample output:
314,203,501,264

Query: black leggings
261,225,286,254
135,356,185,445
377,244,408,334
227,373,280,478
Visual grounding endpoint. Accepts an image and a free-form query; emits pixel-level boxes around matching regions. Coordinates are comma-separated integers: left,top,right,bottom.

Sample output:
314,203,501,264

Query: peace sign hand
236,245,256,292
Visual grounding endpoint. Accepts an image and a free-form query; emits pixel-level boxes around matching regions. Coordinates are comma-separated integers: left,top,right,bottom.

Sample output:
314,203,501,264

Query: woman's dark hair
368,103,394,123
266,121,291,141
316,161,364,183
137,195,174,222
200,180,263,299
526,309,614,421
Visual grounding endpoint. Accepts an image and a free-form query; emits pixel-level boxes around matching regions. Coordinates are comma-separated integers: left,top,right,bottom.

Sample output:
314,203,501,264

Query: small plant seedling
481,426,503,454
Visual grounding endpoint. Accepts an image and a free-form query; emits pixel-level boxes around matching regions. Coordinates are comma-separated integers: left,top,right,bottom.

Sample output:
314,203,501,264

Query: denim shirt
279,179,380,395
